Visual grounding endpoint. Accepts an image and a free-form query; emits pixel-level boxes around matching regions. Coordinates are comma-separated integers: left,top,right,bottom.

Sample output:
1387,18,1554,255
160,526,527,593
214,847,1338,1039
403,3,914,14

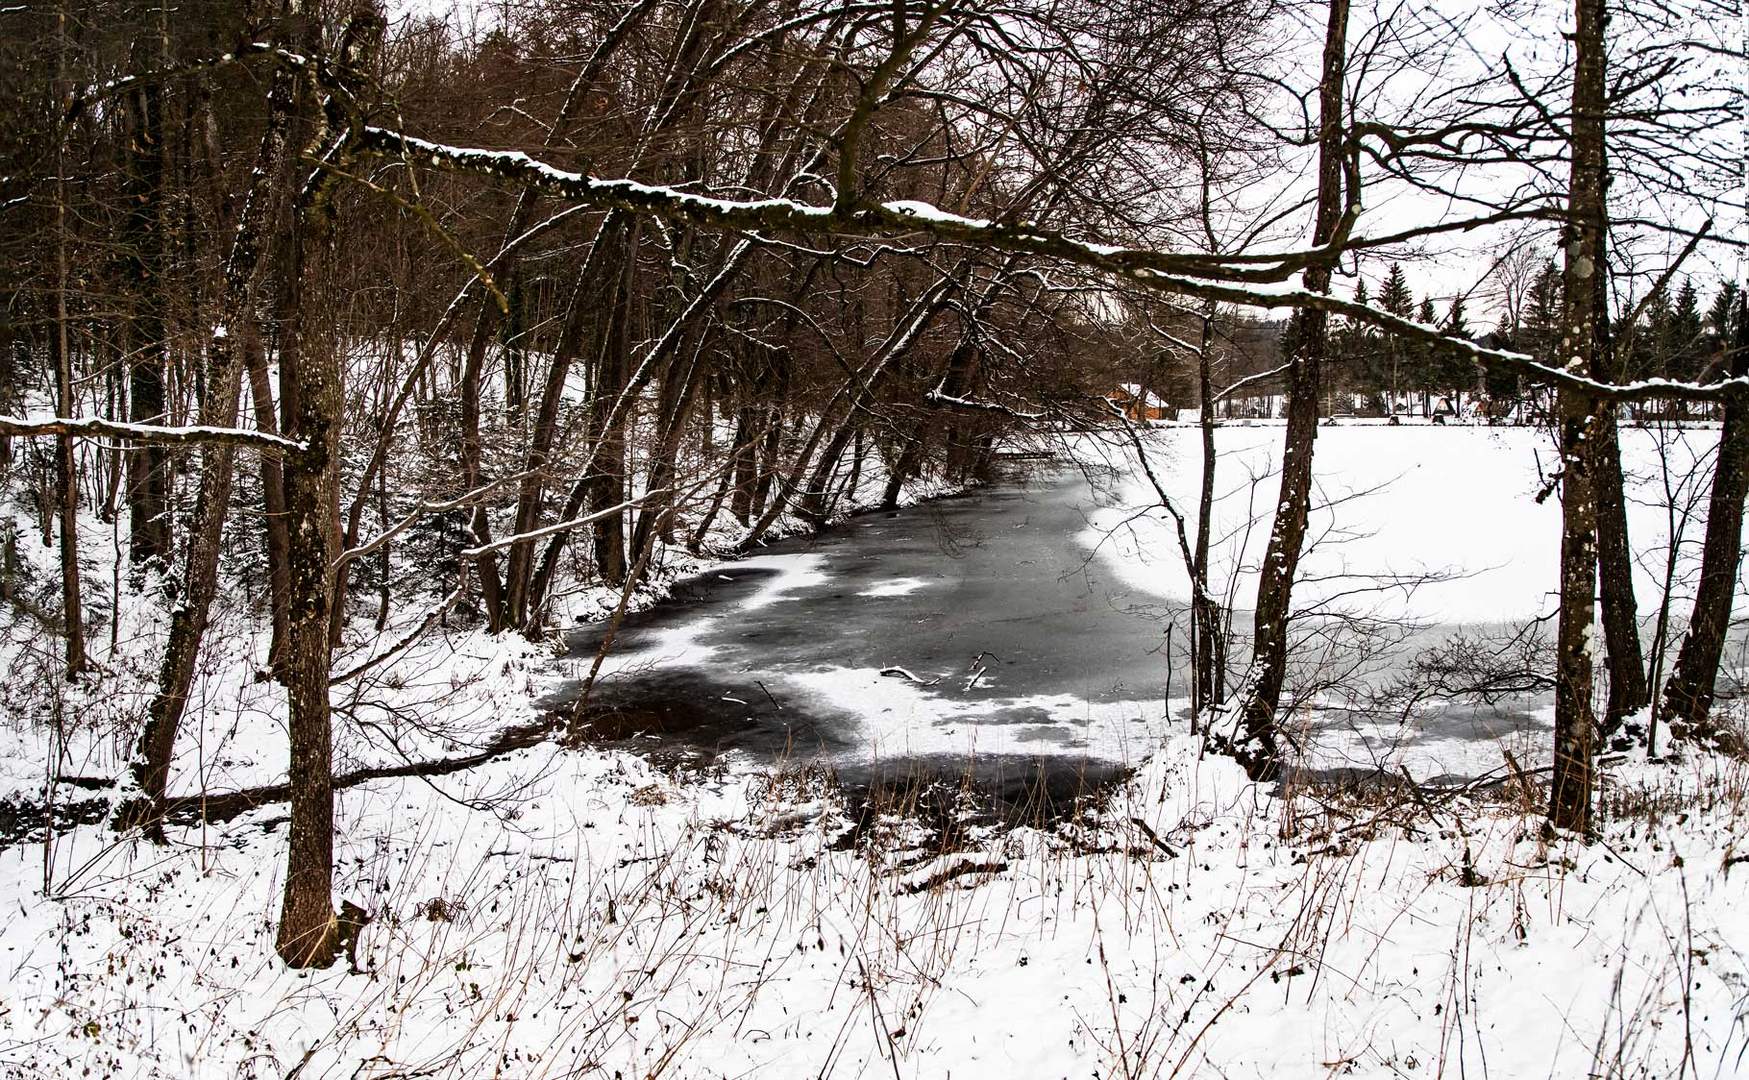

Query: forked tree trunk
1594,402,1649,741
1589,217,1648,741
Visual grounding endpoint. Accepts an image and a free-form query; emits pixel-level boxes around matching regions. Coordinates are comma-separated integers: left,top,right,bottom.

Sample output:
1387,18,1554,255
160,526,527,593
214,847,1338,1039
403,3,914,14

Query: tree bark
275,9,383,968
1660,297,1749,751
1593,399,1649,741
1226,0,1347,779
1192,302,1225,718
1586,110,1648,742
1548,0,1608,833
584,227,638,587
628,335,710,567
51,5,84,678
245,332,293,672
121,69,172,566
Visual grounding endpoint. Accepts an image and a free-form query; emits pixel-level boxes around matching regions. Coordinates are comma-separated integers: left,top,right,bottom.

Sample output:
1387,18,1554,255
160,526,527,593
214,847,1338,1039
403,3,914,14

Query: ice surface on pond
566,425,1725,781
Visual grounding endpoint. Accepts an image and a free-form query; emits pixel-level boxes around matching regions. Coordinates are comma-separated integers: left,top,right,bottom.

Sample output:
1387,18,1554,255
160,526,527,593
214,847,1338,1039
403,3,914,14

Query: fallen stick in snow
879,666,940,686
1129,816,1181,858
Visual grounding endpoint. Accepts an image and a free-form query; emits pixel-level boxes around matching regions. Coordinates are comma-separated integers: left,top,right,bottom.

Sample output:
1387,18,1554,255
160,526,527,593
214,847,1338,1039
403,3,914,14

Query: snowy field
1083,422,1733,623
2,425,1748,1078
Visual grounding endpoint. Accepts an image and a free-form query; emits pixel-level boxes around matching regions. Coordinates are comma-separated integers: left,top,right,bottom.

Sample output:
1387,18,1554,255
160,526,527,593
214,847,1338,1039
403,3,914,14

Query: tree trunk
584,230,638,587
728,402,758,525
51,13,84,677
1192,303,1225,718
275,9,382,968
1548,0,1607,834
1587,130,1648,741
1226,0,1347,779
1660,297,1749,751
628,336,710,568
131,61,295,815
122,71,172,565
456,301,508,627
504,214,622,627
246,332,292,672
51,209,85,679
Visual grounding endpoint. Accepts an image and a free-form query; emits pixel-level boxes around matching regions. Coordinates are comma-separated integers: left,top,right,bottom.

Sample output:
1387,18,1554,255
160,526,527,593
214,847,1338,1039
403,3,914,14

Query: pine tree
1707,282,1741,351
1668,279,1704,381
1520,259,1562,364
1375,265,1414,413
1630,285,1672,380
1379,263,1413,317
1413,297,1440,409
1437,296,1475,407
1443,295,1470,338
1338,279,1384,407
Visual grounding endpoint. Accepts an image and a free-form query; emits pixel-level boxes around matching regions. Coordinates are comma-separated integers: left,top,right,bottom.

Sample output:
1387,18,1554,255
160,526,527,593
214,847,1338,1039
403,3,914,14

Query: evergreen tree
1668,279,1704,381
1374,264,1415,411
1443,295,1470,338
1412,297,1440,405
1484,320,1521,406
1629,284,1673,380
1705,282,1739,366
1340,279,1386,406
1379,263,1413,317
1697,283,1746,397
1520,259,1562,364
1437,296,1476,402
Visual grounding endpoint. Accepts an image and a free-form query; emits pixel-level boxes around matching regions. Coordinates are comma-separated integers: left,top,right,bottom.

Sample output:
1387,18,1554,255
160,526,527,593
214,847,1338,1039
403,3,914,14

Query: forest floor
2,423,1748,1078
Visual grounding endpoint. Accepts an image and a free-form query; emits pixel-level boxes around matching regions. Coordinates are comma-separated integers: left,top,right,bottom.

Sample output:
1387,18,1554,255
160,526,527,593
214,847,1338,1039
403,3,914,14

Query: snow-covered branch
0,413,302,453
458,490,672,559
359,127,1295,285
1215,363,1293,403
924,385,1047,420
360,126,1749,406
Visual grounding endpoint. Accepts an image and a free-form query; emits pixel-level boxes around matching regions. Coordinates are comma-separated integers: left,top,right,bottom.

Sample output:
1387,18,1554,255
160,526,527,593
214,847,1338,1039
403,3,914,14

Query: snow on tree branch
361,126,1749,406
0,414,303,453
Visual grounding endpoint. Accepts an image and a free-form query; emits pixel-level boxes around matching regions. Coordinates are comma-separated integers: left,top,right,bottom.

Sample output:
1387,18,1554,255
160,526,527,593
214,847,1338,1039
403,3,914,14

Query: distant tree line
1294,264,1743,422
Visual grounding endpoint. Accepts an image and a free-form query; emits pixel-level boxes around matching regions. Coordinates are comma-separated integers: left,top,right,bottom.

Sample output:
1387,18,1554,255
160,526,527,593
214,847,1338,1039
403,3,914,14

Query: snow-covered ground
3,424,1748,1078
5,725,1746,1078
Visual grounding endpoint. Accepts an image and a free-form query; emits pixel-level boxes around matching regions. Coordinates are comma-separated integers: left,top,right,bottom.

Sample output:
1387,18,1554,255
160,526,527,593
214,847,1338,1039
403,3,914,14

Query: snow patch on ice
857,577,928,598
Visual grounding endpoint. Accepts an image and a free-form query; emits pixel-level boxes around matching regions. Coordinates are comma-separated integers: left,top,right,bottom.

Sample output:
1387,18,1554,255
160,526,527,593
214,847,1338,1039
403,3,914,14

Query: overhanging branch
0,414,303,454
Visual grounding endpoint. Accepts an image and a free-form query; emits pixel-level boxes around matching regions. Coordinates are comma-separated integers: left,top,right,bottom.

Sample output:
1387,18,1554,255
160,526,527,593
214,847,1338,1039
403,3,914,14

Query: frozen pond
555,461,1178,810
549,423,1729,793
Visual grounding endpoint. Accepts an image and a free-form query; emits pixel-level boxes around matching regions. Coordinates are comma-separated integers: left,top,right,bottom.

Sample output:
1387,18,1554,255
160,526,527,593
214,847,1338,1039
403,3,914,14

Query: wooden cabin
1108,383,1172,421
